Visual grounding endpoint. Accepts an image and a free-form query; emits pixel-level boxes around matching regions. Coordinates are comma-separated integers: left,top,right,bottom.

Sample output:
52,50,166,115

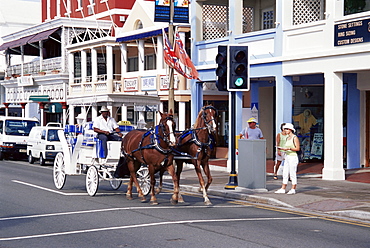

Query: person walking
93,106,123,158
274,123,288,180
239,117,264,140
275,123,300,194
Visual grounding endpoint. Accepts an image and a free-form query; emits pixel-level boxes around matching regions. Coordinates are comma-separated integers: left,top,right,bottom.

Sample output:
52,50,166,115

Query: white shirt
93,115,119,133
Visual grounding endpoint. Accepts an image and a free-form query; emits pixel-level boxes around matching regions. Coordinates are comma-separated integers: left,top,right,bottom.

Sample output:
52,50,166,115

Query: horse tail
114,156,130,178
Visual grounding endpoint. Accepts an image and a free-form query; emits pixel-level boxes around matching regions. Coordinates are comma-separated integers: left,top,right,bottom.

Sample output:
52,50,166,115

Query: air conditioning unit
120,16,126,22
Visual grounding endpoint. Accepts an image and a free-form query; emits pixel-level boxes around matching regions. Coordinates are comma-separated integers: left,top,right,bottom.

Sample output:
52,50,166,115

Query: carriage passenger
93,106,123,158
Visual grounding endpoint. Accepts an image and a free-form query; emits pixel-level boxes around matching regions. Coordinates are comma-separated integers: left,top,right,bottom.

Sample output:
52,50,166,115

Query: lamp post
168,0,175,113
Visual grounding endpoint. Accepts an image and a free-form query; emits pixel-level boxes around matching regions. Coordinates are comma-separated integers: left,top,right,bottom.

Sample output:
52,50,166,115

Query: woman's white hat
99,106,109,113
283,123,295,133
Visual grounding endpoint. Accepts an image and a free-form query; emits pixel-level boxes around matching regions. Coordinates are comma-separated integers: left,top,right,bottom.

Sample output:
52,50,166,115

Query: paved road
1,160,369,248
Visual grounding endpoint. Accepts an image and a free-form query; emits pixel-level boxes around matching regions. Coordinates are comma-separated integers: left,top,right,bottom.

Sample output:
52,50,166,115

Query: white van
27,123,63,165
0,116,40,160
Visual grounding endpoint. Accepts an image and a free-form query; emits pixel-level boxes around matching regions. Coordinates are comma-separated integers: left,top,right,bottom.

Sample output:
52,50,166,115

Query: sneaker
287,189,296,195
275,188,286,194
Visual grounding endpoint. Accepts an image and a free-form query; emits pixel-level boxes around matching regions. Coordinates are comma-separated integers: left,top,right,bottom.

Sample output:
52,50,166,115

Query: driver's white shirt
93,115,119,133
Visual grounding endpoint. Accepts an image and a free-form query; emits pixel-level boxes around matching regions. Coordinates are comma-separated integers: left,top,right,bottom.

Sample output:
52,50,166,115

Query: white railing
6,57,63,76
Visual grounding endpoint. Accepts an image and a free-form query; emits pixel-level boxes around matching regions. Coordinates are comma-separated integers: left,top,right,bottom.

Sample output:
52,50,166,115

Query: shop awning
27,28,59,44
0,28,59,51
116,27,168,43
29,95,49,102
0,35,34,51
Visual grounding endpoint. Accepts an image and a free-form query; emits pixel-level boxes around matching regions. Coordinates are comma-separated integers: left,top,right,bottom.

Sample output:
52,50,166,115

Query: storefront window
293,86,324,162
344,0,370,15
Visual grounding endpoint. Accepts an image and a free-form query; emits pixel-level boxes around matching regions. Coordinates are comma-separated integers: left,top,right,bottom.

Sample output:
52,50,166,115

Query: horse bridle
159,115,176,145
202,106,217,133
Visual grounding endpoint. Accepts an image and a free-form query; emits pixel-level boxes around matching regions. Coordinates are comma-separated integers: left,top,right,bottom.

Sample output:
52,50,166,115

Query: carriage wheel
109,179,122,190
137,166,150,196
86,166,99,196
53,152,66,190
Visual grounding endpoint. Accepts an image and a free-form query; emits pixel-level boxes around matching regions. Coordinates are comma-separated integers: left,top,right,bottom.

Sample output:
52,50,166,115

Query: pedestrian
239,117,264,140
274,123,288,180
93,106,123,158
275,123,300,195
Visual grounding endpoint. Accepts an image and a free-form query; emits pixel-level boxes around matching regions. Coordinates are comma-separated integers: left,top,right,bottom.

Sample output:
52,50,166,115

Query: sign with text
334,19,370,46
141,76,157,91
159,75,179,90
124,78,138,92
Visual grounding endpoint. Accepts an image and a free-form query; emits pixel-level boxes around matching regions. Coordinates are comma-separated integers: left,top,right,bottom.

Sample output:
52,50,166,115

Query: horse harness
175,106,217,160
124,120,173,166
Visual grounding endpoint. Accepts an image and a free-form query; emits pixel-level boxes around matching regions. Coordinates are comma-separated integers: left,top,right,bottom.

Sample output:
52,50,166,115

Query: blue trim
116,27,168,42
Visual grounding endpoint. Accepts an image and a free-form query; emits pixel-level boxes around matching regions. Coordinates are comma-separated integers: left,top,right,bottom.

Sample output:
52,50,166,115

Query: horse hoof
150,201,158,205
126,196,133,200
204,201,212,206
178,198,185,203
170,199,178,205
140,197,146,202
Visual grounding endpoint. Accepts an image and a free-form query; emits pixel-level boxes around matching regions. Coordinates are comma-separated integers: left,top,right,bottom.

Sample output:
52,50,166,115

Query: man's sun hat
99,106,109,113
247,117,257,123
283,123,295,133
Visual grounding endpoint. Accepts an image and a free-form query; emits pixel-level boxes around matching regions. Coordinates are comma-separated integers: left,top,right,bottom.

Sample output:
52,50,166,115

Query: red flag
174,30,200,80
162,29,187,78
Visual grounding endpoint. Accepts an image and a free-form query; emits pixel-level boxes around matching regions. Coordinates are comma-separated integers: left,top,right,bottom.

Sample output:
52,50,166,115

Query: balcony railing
6,57,62,76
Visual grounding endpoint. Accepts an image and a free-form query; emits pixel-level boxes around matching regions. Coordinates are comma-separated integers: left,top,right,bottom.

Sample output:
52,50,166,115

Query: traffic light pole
225,91,238,189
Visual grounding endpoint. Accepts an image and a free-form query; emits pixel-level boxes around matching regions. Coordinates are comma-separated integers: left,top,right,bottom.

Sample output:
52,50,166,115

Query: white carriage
52,122,151,196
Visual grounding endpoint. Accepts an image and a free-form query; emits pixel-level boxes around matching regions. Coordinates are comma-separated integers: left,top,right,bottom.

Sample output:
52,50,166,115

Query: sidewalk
164,159,370,222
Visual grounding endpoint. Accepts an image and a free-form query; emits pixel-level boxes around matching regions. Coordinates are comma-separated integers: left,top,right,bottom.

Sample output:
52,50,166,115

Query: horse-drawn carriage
53,105,218,205
52,122,151,196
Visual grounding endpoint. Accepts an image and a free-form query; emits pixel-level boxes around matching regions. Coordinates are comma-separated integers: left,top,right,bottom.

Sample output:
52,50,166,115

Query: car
27,123,63,165
0,116,40,160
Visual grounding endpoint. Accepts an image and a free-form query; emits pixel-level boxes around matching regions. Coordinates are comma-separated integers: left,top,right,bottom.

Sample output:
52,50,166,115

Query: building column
157,35,164,70
106,45,114,93
92,105,98,120
138,40,145,72
20,103,26,118
61,102,67,126
322,71,345,180
39,102,45,125
39,41,43,72
68,52,74,83
178,101,186,131
91,47,98,82
69,106,75,125
4,103,10,117
81,49,87,84
121,104,127,121
276,76,293,130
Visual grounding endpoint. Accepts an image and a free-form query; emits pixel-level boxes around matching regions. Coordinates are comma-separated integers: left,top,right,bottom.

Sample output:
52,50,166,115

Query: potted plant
51,69,60,74
38,71,46,75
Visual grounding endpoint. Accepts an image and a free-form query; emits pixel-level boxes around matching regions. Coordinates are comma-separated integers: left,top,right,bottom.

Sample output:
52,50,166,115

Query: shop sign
124,78,138,91
334,18,370,46
141,76,156,91
17,76,34,86
159,75,179,90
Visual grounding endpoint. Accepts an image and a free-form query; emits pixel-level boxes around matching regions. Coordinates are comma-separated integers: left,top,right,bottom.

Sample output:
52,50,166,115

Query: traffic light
228,45,249,91
215,45,227,91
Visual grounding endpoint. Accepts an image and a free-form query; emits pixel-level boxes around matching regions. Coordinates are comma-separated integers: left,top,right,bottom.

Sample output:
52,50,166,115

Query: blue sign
334,19,370,46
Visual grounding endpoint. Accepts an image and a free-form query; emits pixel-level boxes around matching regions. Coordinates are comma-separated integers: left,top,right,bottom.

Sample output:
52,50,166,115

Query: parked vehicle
0,117,40,160
27,123,63,165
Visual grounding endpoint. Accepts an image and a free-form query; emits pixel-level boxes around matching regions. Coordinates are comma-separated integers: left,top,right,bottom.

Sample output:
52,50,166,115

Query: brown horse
121,110,178,205
158,105,217,205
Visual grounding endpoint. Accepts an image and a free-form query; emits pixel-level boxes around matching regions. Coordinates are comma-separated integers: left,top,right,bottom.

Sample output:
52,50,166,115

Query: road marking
0,205,247,221
0,216,315,241
12,180,86,196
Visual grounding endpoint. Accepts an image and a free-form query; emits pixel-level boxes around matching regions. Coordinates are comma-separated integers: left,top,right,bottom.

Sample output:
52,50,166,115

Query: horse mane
193,108,205,128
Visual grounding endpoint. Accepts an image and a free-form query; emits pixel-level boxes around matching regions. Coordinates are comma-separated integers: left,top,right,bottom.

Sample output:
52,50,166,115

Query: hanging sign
334,18,370,46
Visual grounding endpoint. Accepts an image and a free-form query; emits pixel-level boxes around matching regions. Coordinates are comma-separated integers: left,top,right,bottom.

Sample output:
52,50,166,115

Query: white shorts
275,151,286,162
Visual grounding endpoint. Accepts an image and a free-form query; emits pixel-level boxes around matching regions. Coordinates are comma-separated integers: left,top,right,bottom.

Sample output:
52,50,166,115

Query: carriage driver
93,106,123,158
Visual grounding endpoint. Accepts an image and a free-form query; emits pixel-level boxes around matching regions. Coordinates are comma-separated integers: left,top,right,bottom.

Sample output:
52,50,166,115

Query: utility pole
168,0,175,112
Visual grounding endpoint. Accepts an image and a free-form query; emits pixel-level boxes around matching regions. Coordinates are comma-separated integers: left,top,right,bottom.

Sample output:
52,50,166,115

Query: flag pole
168,0,175,113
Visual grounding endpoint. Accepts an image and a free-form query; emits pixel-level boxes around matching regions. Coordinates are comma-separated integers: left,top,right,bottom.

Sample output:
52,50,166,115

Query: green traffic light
234,77,244,86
